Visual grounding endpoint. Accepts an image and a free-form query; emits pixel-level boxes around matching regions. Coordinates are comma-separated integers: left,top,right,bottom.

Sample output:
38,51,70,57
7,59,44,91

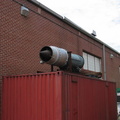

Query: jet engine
39,46,84,72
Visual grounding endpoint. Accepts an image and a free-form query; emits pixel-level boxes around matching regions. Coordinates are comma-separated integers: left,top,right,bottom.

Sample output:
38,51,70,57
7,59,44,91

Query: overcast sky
37,0,120,53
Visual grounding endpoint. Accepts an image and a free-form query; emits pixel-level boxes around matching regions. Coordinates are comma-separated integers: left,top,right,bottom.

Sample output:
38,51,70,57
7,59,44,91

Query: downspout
103,45,107,80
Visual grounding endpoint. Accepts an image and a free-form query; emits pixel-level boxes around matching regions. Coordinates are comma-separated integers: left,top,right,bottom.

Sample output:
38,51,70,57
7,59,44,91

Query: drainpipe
103,45,107,80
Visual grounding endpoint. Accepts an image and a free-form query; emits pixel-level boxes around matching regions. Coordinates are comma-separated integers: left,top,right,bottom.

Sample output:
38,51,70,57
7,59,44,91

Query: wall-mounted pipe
103,45,106,80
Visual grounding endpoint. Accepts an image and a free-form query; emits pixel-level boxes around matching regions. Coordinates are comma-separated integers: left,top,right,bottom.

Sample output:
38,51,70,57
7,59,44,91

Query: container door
68,79,78,120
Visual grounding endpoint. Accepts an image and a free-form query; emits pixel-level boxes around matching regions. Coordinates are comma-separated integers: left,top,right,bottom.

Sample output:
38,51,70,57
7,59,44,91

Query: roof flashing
28,0,120,54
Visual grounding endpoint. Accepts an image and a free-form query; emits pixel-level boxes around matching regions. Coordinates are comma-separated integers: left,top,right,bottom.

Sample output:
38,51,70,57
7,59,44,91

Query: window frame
83,51,101,72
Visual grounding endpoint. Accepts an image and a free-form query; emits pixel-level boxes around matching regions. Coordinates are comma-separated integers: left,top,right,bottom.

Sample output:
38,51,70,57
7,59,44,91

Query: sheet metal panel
2,72,62,120
0,80,2,120
62,72,117,120
2,71,117,120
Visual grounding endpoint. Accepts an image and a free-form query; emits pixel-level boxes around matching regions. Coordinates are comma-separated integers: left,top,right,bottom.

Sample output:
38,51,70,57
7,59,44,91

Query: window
83,52,101,72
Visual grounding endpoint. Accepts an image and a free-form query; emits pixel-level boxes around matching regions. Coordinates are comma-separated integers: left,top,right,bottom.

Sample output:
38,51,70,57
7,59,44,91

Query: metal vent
91,30,97,37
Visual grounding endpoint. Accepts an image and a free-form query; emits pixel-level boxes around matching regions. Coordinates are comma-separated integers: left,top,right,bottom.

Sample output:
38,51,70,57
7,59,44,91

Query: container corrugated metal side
2,71,117,120
0,80,2,120
2,72,63,120
62,72,117,120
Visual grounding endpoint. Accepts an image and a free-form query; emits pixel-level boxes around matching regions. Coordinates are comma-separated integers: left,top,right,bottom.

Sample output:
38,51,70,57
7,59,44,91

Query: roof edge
63,17,120,54
28,0,120,54
28,0,63,19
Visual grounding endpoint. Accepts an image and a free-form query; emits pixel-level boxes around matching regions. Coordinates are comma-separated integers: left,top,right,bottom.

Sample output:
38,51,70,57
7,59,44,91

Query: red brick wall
0,0,120,119
0,0,103,76
105,47,120,87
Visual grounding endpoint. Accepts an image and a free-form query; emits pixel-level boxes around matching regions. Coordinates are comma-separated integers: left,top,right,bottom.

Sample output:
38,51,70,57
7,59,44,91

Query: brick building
1,0,120,118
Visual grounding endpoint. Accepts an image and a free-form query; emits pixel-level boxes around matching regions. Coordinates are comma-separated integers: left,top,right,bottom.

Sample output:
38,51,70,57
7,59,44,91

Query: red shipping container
2,71,117,120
